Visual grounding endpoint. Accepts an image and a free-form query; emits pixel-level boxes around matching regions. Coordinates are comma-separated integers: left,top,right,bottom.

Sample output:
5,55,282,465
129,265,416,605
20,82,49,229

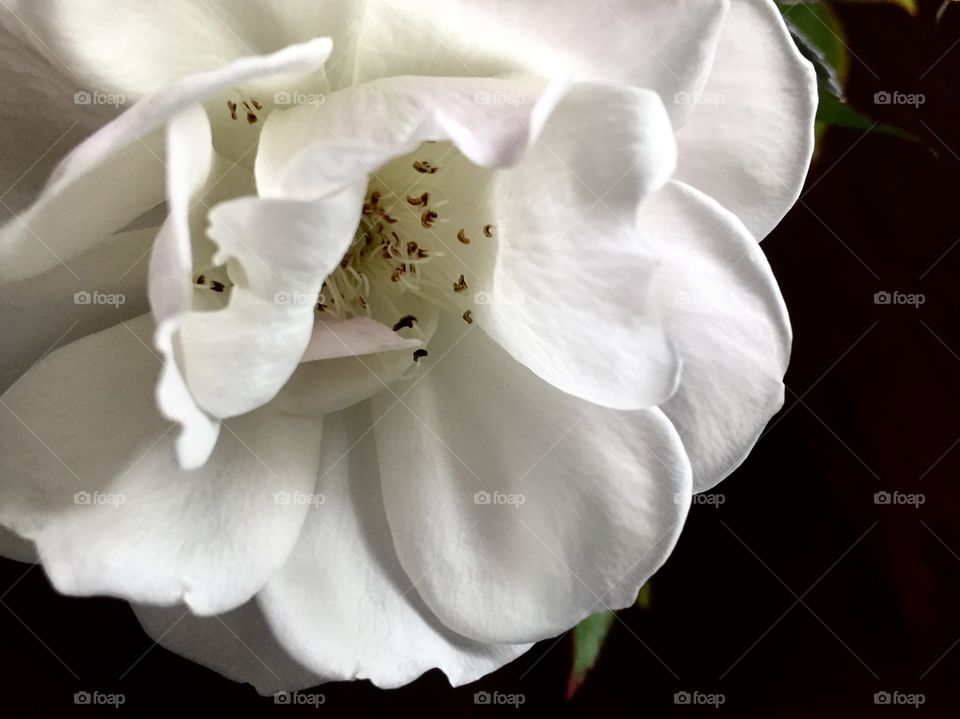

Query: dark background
2,1,959,715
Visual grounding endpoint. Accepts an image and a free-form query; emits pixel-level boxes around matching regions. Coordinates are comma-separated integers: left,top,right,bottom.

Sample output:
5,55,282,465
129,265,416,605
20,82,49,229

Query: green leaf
566,610,616,699
778,1,918,144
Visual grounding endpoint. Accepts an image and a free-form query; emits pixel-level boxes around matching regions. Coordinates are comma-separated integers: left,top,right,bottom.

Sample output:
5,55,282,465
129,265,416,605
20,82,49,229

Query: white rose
0,0,815,692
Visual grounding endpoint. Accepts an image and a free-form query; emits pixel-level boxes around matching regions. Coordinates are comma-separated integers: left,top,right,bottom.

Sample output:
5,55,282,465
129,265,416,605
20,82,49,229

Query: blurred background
2,0,959,714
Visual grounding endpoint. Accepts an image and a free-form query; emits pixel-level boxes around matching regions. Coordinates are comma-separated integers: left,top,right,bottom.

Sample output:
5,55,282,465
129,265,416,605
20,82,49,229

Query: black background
2,1,959,715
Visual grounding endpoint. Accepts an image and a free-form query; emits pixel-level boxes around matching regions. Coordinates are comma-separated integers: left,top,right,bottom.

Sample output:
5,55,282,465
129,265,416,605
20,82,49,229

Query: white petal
256,74,569,198
274,298,439,418
356,0,727,125
149,107,219,470
644,181,790,491
177,188,366,419
132,601,324,696
300,316,420,362
371,325,692,643
480,83,680,410
0,228,155,392
258,403,532,688
0,37,333,282
0,20,115,214
0,314,323,615
3,1,358,94
673,0,818,240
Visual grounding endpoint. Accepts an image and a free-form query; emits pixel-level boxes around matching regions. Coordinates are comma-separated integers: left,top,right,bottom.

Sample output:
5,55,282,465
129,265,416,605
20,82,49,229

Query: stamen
457,229,471,245
392,315,418,331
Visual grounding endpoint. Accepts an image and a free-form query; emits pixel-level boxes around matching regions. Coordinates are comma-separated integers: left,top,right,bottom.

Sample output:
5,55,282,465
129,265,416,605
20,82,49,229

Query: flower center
318,143,496,331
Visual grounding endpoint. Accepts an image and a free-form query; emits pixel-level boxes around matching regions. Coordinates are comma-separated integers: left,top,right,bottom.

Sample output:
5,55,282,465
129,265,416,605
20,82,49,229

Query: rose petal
0,37,333,282
2,1,358,94
300,316,420,363
0,227,154,392
644,180,791,491
673,0,818,240
356,0,727,125
0,314,323,615
371,325,692,643
258,402,533,687
132,601,324,696
0,20,115,214
479,82,680,410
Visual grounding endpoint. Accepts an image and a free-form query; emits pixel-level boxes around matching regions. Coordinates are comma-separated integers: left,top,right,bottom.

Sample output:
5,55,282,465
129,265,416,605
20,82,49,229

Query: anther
413,349,429,361
392,315,418,331
227,101,238,121
457,228,470,245
462,310,474,324
413,160,439,174
421,210,438,229
453,275,468,293
483,224,495,238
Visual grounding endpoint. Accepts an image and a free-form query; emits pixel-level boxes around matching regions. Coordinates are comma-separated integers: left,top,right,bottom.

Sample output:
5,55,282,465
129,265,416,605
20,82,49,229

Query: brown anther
413,160,439,174
247,112,258,125
340,253,353,269
391,267,405,282
453,274,468,293
382,245,393,260
483,224,495,238
359,296,367,309
392,315,418,331
421,210,438,228
381,213,398,224
210,280,226,293
406,192,430,206
227,101,238,121
457,228,471,245
251,99,263,111
196,274,206,285
242,101,252,111
315,301,326,312
406,241,419,255
413,349,429,361
370,191,381,205
417,248,429,259
462,310,474,325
